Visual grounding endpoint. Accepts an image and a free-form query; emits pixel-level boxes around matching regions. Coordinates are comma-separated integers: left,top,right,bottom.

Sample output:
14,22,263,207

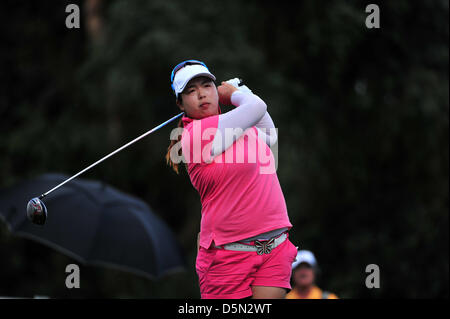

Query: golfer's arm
211,91,267,157
254,111,278,147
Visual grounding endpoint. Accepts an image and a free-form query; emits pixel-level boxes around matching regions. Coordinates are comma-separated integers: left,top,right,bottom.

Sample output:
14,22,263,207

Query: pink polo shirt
181,114,292,249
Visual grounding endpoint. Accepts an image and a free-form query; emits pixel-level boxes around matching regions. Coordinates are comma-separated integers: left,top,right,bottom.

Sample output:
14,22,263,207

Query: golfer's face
178,76,219,119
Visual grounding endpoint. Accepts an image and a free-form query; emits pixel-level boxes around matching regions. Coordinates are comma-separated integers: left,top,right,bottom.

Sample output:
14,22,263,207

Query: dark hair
165,95,186,174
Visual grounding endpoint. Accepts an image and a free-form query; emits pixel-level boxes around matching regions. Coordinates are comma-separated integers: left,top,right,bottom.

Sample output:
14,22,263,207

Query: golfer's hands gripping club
217,81,239,106
225,78,253,94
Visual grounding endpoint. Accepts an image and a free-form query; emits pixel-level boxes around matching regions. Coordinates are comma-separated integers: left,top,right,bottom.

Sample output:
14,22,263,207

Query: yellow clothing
286,286,338,299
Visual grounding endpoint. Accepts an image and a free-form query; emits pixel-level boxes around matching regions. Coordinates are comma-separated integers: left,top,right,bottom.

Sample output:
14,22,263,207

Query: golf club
26,111,185,225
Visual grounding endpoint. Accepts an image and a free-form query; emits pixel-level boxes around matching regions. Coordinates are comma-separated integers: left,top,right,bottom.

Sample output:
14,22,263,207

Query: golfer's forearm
233,91,277,137
233,92,278,146
255,111,275,130
229,91,267,121
211,91,267,156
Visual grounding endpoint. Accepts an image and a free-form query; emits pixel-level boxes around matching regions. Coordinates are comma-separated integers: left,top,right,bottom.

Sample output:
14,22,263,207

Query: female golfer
166,60,297,299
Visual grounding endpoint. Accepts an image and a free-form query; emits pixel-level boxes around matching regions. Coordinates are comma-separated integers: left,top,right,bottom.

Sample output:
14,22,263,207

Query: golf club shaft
39,112,185,199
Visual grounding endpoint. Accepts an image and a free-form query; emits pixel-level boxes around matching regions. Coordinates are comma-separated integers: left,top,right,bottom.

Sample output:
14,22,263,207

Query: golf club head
27,197,47,225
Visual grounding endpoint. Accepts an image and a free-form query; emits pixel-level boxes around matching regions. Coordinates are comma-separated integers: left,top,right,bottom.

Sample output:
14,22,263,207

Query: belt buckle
255,238,275,255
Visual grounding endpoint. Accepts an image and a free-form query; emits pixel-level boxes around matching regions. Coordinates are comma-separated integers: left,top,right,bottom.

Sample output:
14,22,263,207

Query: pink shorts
195,235,298,299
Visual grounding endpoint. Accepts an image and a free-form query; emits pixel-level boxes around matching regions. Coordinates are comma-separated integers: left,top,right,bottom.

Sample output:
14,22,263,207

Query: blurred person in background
286,250,338,299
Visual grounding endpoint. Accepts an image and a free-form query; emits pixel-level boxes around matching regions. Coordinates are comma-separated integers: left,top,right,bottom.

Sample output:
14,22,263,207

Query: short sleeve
181,115,219,165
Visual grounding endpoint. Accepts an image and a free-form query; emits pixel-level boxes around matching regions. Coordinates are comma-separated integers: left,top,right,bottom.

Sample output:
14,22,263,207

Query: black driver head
26,197,47,225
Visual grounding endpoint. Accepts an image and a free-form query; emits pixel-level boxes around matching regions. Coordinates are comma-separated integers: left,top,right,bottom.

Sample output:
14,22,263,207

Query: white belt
215,233,287,255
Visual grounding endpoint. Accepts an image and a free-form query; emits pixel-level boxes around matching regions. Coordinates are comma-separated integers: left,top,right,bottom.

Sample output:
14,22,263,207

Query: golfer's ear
176,99,184,111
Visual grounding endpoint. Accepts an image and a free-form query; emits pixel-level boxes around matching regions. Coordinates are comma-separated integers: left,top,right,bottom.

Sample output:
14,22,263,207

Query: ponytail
165,117,184,174
166,106,186,174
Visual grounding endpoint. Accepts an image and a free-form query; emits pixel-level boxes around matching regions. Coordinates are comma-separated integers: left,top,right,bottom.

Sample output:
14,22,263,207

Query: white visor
292,250,317,269
172,64,216,98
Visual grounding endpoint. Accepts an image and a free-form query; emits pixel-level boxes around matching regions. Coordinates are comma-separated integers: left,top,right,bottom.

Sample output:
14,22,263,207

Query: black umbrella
0,173,185,280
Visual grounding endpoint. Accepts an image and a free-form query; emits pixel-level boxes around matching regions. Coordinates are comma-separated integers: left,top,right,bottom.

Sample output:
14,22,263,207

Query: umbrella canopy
0,173,185,280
